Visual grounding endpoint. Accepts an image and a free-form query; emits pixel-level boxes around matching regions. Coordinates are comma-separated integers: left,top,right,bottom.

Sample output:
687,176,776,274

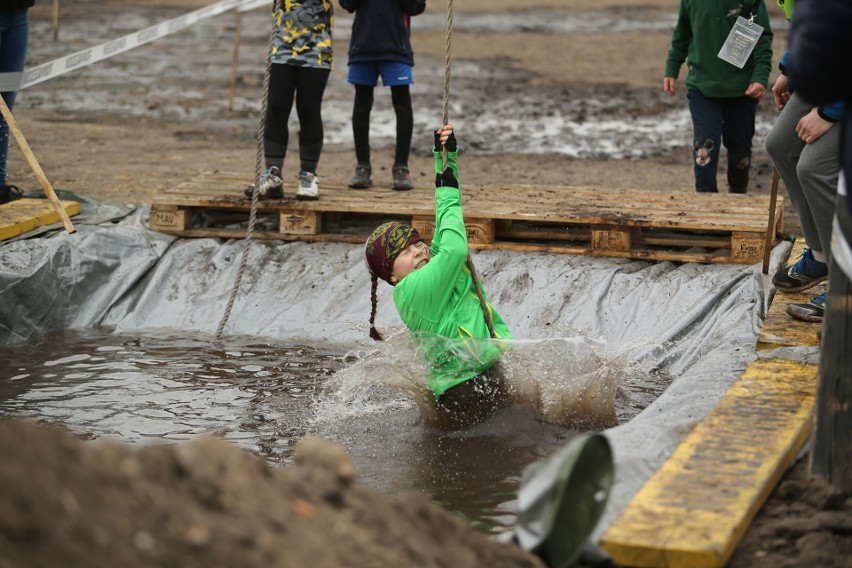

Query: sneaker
295,171,319,200
786,291,826,323
0,184,24,204
392,165,413,191
771,248,828,292
348,164,372,189
244,167,283,199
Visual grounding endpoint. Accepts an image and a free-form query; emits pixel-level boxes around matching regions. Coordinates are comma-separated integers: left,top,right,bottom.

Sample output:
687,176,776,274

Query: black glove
435,167,459,189
433,130,458,152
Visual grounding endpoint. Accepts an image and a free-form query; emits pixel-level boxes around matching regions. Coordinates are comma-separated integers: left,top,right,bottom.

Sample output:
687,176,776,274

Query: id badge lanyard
718,0,765,69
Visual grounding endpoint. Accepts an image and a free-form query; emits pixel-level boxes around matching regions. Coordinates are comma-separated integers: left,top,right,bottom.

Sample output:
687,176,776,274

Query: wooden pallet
150,173,785,264
0,197,81,241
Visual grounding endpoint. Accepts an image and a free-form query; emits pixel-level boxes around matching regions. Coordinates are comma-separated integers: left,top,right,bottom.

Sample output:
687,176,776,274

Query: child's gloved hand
433,128,457,152
435,167,459,189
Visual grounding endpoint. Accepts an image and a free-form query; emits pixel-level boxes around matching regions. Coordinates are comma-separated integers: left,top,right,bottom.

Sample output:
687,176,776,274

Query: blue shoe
786,291,826,323
772,248,828,292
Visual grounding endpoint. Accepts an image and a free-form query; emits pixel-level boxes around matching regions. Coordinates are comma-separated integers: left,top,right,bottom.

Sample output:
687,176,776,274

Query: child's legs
352,85,374,165
264,63,297,171
373,62,414,168
687,89,723,193
390,85,413,167
294,67,330,173
0,10,29,186
433,364,507,429
348,62,380,165
721,96,758,193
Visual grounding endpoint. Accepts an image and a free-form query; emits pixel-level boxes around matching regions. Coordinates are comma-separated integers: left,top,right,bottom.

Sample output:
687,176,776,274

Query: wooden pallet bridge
150,173,785,265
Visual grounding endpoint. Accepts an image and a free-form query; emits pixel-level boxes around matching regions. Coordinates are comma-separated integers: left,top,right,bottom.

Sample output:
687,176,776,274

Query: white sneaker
296,171,319,200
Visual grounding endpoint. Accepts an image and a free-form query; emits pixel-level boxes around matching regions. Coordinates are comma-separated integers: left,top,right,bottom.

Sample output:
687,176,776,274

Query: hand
435,167,459,189
434,124,457,152
663,77,676,97
796,108,834,144
771,74,791,111
745,82,766,99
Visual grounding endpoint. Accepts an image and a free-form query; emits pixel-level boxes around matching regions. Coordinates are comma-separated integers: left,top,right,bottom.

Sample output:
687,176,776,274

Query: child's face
390,241,431,284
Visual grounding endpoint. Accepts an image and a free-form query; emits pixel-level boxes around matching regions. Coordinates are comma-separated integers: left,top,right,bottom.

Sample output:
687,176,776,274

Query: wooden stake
52,0,60,41
762,168,780,274
0,96,75,233
227,10,243,112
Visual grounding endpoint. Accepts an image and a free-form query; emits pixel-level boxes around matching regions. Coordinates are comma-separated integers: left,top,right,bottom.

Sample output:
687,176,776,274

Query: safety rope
214,0,279,341
441,0,496,339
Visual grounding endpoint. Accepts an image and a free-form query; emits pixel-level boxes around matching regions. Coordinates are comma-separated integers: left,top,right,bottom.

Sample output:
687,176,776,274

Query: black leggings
352,83,413,167
264,64,330,174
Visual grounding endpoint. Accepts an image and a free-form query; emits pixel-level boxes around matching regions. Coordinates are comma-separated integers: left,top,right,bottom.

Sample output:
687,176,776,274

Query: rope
214,0,279,341
440,0,496,339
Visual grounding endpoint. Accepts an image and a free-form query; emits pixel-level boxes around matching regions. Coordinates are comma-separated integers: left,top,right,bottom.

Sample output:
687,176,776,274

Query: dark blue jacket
789,0,852,214
339,0,426,66
0,1,34,11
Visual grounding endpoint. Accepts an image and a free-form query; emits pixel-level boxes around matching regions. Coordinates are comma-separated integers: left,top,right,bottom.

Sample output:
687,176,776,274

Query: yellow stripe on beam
0,198,80,241
600,358,817,568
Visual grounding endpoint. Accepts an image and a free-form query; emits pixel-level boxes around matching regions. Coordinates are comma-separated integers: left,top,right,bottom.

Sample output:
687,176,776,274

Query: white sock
812,250,827,263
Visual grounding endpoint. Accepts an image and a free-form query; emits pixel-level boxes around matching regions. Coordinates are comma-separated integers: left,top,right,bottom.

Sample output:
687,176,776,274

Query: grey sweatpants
765,93,841,259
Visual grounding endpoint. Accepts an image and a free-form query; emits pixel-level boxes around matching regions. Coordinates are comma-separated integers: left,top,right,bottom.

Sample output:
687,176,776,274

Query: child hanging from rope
364,125,513,426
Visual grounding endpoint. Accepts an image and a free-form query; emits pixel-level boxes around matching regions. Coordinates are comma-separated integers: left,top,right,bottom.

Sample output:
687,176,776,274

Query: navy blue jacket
339,0,426,66
789,0,852,214
0,1,34,10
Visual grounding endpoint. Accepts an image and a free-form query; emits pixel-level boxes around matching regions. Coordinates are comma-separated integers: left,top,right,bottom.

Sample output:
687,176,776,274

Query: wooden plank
0,198,81,241
600,358,818,568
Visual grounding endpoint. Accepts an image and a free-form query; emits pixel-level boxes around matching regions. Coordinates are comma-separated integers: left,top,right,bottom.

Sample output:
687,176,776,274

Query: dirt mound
726,456,852,568
0,419,543,568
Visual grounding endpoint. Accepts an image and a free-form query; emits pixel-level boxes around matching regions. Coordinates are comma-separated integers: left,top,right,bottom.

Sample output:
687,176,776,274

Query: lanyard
742,0,762,22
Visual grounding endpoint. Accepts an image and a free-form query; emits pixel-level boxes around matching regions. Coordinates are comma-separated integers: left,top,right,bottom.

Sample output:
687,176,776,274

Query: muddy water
0,327,665,534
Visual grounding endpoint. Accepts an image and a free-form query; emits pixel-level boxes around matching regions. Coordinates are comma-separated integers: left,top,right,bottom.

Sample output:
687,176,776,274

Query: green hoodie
665,0,774,98
392,150,512,397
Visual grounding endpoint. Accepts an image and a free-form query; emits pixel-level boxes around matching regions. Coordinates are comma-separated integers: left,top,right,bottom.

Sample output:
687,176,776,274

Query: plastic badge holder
718,16,764,69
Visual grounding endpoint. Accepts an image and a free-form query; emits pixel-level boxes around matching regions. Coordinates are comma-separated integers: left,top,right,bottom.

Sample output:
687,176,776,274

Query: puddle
0,327,666,533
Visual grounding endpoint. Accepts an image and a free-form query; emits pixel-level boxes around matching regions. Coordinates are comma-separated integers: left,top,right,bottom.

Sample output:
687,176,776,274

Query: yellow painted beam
0,198,80,241
758,238,822,349
600,358,817,568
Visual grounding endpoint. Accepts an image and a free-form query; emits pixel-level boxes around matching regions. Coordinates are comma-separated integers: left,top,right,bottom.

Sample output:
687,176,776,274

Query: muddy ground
2,1,849,567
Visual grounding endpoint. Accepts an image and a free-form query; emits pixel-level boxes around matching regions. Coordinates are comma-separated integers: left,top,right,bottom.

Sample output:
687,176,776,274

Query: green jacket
665,0,773,98
392,150,512,397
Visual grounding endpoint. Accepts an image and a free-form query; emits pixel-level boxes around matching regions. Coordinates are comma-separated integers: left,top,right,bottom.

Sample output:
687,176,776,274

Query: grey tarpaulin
0,204,794,543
